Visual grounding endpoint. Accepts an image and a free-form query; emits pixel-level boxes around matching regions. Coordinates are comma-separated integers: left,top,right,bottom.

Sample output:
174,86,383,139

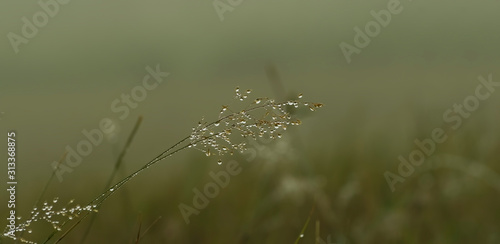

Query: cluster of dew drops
187,87,322,165
3,197,98,244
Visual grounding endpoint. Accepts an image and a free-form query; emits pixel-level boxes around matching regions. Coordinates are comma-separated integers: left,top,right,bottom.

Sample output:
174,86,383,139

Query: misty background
1,0,500,243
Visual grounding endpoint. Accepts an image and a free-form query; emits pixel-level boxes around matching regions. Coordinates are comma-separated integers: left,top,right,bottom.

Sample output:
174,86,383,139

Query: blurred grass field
2,77,500,243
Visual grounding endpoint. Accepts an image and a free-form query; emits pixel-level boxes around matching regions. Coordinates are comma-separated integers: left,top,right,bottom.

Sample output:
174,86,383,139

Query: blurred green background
1,0,500,243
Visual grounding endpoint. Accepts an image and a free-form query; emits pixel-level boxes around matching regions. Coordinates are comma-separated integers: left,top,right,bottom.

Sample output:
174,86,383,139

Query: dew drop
300,234,304,238
298,93,303,98
109,188,115,192
217,159,223,165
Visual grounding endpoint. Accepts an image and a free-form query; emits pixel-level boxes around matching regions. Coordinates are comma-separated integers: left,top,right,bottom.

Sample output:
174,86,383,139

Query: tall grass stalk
4,88,321,243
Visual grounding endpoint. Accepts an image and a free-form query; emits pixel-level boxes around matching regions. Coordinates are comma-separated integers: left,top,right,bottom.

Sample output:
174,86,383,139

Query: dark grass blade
134,214,142,244
138,216,161,241
79,116,143,244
